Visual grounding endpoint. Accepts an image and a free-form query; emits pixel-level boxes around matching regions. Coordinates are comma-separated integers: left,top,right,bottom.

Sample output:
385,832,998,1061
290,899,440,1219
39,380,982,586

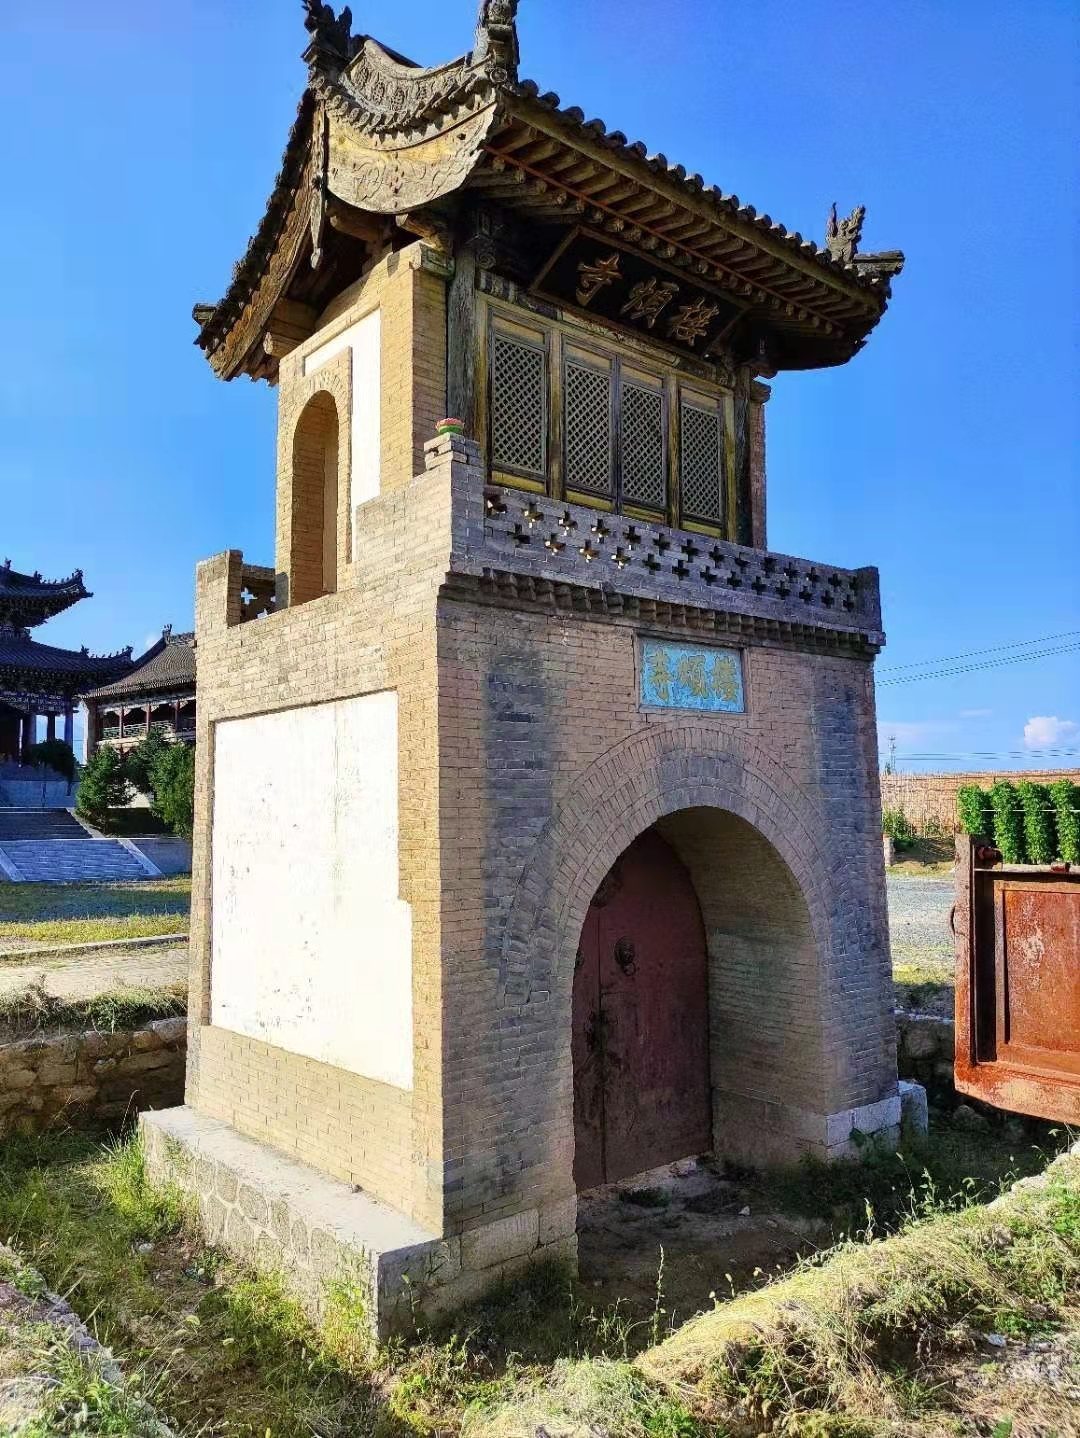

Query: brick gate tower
144,1,907,1334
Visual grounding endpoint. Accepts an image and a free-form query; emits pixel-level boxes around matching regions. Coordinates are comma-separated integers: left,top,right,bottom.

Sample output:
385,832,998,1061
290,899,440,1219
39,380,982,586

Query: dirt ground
577,1156,821,1328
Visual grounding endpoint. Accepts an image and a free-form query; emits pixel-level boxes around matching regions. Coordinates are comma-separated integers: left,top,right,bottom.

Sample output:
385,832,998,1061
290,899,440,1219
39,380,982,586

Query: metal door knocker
613,937,637,976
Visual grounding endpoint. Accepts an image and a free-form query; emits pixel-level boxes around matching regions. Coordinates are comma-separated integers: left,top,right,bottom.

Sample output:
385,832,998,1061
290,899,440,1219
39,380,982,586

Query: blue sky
1,0,1076,770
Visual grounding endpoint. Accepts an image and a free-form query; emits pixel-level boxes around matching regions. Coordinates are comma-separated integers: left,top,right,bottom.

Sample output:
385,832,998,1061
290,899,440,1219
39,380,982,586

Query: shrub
24,737,78,783
882,807,914,844
956,784,993,840
76,745,130,827
1050,779,1080,864
123,729,171,798
989,780,1025,863
1017,781,1056,865
148,741,195,838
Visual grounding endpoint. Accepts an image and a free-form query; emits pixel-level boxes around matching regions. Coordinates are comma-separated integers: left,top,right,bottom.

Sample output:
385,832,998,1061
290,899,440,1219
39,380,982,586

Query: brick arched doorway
572,827,711,1188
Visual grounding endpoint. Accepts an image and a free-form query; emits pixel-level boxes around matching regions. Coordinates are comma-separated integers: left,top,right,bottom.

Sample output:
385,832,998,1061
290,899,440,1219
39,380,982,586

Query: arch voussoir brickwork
483,720,893,1199
501,722,837,991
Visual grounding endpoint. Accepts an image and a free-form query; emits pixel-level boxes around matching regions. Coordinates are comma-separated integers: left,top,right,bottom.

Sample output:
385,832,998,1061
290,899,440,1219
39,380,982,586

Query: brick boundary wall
0,1017,185,1135
880,770,1080,835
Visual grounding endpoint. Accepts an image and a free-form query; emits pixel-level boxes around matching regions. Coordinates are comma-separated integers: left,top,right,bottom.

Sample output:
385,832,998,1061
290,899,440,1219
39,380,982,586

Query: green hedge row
956,778,1080,864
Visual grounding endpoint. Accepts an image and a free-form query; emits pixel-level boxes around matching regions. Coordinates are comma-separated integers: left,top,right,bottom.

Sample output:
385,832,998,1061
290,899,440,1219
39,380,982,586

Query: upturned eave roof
0,634,134,694
85,631,196,701
0,563,90,627
194,3,903,380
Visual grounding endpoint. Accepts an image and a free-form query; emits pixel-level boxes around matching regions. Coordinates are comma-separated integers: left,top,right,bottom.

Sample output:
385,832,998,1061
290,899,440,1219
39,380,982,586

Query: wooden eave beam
493,124,538,154
658,215,716,245
547,155,605,186
519,195,587,221
514,136,562,165
577,174,641,206
262,297,318,360
327,199,388,244
496,98,880,314
483,140,851,329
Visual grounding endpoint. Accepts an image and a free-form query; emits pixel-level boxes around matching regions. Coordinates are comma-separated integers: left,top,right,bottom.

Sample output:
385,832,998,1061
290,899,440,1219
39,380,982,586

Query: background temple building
0,562,132,762
84,627,197,758
144,0,907,1333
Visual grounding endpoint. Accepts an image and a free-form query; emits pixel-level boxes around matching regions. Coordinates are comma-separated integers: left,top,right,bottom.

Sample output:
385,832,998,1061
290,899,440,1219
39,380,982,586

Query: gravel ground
887,874,954,956
887,874,954,1006
0,945,187,1001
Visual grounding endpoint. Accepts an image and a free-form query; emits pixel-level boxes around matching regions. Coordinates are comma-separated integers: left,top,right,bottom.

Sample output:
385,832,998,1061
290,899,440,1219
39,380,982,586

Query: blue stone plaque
639,640,745,713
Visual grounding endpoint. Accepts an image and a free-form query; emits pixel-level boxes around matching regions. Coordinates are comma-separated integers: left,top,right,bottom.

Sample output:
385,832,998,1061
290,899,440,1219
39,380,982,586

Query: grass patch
640,1156,1080,1435
0,1132,693,1437
13,1331,170,1437
0,1126,1070,1437
759,1114,1063,1236
475,1151,1080,1438
0,879,190,950
886,837,955,877
892,949,953,1016
0,980,186,1039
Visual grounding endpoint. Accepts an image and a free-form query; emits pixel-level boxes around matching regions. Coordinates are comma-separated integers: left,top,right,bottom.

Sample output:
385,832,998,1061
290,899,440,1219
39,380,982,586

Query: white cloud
1023,715,1079,749
877,719,955,750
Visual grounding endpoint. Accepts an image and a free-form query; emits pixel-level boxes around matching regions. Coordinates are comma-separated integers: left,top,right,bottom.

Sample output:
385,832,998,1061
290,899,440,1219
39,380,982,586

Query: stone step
0,810,88,842
0,840,149,883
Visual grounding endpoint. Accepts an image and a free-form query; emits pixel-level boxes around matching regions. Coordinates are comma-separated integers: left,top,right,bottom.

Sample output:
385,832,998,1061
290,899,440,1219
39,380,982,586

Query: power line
877,641,1080,686
877,628,1080,674
881,747,1080,761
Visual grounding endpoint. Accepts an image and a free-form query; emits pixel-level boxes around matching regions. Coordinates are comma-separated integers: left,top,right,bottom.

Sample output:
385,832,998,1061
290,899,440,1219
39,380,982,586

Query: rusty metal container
954,835,1080,1122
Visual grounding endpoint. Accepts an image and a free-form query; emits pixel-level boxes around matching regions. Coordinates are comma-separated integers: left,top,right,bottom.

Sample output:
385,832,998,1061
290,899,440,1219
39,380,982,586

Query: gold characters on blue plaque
640,640,745,713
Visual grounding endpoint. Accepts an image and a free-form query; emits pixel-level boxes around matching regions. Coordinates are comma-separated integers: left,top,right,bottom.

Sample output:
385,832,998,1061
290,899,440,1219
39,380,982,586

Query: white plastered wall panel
210,691,413,1090
304,308,382,511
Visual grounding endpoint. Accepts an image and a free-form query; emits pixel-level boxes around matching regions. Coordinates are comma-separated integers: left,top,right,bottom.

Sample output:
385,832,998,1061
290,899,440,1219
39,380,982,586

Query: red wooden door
572,829,712,1189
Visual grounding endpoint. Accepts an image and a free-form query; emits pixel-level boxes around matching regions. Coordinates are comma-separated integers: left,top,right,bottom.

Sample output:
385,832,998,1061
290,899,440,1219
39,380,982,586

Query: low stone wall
0,1242,174,1434
895,1011,955,1103
131,836,193,876
0,1017,186,1135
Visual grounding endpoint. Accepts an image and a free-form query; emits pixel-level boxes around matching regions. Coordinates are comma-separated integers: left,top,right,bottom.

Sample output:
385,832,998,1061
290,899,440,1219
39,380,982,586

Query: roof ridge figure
302,0,360,68
473,0,520,83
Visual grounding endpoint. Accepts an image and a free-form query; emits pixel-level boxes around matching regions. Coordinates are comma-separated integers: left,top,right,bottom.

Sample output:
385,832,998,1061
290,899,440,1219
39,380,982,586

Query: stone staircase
0,839,153,883
0,809,89,842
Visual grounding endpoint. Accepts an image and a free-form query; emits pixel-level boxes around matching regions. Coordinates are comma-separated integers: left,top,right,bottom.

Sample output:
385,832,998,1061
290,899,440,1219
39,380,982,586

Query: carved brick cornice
439,569,881,661
452,477,882,641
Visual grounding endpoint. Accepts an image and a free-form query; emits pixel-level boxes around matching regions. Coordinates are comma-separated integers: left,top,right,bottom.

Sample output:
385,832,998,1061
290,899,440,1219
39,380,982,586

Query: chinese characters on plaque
639,640,745,713
535,230,743,363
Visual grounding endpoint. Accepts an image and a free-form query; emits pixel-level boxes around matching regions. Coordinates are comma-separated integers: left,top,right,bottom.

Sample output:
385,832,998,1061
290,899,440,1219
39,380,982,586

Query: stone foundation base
714,1088,905,1167
140,1107,577,1337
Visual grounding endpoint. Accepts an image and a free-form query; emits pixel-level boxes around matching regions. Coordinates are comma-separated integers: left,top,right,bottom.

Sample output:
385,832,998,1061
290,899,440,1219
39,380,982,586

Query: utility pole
885,733,897,774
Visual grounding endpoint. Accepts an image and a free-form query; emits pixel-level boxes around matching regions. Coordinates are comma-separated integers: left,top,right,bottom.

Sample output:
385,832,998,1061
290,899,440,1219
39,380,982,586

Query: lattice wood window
679,397,724,525
620,377,666,512
491,330,547,478
564,357,613,498
485,300,731,533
